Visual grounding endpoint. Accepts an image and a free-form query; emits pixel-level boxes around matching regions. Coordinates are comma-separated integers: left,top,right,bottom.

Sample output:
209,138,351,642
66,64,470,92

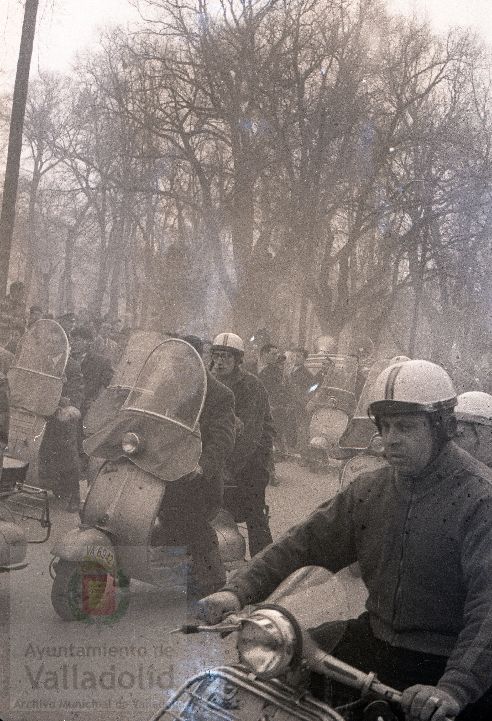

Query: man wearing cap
198,359,492,720
210,332,274,556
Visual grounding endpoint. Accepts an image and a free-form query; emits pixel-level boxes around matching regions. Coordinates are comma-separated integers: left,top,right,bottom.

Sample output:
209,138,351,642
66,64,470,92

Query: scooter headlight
369,433,384,453
122,432,143,456
237,608,300,679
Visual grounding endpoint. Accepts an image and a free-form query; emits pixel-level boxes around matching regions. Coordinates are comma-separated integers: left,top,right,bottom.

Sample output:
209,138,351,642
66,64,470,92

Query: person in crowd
198,359,492,721
153,334,237,597
256,343,291,459
455,391,492,467
70,326,114,419
68,325,113,479
27,305,43,328
38,351,85,511
210,332,275,556
56,312,76,340
287,347,316,449
0,281,26,348
4,320,26,355
92,319,120,366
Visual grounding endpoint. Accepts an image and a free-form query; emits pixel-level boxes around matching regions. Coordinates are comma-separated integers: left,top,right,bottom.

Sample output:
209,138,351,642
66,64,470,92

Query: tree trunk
0,0,40,295
24,160,41,297
64,230,75,312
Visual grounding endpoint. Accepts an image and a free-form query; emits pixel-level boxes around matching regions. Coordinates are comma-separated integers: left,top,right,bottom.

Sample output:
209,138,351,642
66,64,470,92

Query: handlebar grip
307,643,456,720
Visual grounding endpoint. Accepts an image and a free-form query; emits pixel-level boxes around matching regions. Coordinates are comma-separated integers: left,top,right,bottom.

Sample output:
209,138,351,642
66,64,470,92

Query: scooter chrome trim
122,406,202,436
150,665,345,721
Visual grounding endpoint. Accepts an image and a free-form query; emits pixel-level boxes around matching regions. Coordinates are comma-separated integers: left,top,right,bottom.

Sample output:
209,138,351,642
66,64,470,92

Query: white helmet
368,359,457,417
212,332,245,355
455,392,492,426
315,335,336,353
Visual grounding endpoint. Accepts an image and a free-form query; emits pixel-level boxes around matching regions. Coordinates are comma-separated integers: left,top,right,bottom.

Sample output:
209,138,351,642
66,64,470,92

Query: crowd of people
2,280,492,720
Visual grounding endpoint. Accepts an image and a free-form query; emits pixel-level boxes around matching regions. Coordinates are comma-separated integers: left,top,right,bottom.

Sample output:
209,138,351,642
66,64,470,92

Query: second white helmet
455,391,492,426
212,332,245,354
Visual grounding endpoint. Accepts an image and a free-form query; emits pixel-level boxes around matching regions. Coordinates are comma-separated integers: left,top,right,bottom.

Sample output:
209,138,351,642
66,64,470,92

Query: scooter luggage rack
151,666,344,721
1,483,51,543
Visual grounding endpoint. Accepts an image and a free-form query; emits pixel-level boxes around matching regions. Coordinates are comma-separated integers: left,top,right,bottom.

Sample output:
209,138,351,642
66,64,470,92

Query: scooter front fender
51,527,115,570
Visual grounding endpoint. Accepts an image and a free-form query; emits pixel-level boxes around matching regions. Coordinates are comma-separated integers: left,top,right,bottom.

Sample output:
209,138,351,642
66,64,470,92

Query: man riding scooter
152,335,237,597
51,337,242,620
210,332,274,557
198,359,492,721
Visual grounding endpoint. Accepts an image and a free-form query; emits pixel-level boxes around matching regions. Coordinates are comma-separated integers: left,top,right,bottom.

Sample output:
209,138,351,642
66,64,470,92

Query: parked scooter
304,354,358,470
0,320,69,568
0,456,28,570
50,338,246,621
152,567,454,721
338,357,410,491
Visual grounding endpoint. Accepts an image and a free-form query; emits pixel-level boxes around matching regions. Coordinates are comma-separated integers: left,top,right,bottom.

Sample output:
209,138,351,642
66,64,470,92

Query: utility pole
0,0,40,296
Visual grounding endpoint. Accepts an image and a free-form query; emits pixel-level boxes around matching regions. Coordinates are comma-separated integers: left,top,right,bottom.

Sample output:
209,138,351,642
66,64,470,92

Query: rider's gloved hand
196,591,242,625
400,685,460,720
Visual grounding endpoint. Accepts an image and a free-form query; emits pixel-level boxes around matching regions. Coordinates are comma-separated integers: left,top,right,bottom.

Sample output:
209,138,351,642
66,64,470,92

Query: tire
51,560,130,622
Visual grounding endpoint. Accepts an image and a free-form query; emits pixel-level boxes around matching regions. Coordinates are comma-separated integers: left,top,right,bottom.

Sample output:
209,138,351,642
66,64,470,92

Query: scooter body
304,355,358,468
50,338,246,620
0,321,66,566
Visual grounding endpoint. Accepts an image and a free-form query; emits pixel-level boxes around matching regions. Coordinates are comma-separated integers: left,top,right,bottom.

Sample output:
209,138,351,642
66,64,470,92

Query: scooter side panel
83,463,165,544
339,454,389,492
83,463,168,581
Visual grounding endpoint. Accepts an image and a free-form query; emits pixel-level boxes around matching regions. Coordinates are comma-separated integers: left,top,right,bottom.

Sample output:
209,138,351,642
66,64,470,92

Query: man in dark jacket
198,360,492,721
211,332,275,556
38,354,85,511
155,335,236,597
70,326,114,418
0,281,26,348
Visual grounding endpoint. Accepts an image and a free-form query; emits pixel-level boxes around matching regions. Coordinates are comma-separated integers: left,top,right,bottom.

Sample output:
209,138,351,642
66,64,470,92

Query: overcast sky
0,0,491,90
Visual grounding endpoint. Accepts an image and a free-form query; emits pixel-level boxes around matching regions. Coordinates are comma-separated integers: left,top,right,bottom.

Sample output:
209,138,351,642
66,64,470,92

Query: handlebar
305,636,455,720
174,616,456,720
